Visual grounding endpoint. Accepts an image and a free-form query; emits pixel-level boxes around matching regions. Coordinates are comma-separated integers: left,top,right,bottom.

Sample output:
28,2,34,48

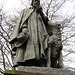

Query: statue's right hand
17,28,29,41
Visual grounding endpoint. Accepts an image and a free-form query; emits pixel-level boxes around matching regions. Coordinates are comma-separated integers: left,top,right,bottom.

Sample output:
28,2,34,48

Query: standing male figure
9,0,49,68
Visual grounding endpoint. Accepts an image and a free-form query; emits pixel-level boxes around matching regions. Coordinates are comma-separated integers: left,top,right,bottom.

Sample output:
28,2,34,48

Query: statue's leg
51,47,58,68
47,47,51,67
58,51,64,68
39,58,47,67
51,58,57,68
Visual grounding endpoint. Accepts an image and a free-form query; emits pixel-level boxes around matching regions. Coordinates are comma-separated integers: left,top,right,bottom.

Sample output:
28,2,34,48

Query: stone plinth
4,67,75,75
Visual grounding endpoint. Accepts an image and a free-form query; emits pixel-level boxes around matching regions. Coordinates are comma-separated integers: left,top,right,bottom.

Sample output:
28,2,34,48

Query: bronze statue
9,0,63,68
9,0,49,67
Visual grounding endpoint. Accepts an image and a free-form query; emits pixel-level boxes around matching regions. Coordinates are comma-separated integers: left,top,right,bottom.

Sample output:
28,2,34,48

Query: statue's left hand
48,35,58,45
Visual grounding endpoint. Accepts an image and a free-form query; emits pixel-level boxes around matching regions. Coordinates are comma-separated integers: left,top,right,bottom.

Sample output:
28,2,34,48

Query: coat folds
9,8,49,66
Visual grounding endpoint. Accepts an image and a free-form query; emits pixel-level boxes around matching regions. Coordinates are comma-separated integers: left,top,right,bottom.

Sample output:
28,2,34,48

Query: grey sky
0,0,75,16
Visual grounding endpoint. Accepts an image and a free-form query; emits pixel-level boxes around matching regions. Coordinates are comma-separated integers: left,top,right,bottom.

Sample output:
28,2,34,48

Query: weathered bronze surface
9,0,63,69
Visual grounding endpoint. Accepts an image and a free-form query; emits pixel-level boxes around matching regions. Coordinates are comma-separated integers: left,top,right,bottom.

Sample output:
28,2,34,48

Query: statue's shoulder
21,7,34,12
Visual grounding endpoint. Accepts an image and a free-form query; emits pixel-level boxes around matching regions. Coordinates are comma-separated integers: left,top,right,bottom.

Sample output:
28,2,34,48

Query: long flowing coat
9,8,49,66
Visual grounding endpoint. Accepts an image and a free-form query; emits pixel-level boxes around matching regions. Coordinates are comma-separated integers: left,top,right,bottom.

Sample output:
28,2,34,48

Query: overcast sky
0,0,75,16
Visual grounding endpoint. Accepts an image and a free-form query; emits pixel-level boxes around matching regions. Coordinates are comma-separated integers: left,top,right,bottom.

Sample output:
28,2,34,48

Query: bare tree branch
0,45,6,70
51,0,66,20
62,33,75,42
46,0,52,16
0,68,3,74
0,31,9,42
3,51,13,68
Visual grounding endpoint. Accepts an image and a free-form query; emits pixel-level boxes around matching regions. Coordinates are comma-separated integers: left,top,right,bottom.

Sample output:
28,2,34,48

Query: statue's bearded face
31,0,40,8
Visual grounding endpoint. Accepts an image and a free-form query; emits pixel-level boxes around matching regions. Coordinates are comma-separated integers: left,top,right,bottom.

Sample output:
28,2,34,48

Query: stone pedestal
4,67,75,75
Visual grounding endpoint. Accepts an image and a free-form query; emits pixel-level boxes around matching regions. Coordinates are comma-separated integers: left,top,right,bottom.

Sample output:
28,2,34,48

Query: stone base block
4,67,75,75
